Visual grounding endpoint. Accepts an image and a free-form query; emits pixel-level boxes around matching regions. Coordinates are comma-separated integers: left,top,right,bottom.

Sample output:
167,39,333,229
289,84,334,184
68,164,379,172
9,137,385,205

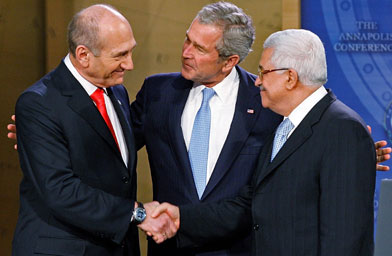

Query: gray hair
67,4,121,57
263,29,328,86
196,1,255,63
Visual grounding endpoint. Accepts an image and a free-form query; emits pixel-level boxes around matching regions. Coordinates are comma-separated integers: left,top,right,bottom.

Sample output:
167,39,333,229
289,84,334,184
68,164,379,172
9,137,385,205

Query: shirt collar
63,54,106,96
192,67,239,103
287,86,328,127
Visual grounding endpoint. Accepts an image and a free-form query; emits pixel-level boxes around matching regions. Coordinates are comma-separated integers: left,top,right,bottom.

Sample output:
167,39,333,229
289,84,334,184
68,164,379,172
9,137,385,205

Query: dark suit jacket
178,91,376,256
13,61,139,256
131,66,281,255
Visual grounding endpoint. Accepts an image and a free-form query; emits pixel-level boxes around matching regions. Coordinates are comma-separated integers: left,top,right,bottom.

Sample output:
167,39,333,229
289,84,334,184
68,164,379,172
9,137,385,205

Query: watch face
135,208,146,222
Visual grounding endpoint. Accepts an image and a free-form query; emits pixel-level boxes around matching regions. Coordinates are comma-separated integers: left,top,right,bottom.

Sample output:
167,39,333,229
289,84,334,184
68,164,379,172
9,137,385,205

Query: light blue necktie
188,87,215,198
271,118,294,161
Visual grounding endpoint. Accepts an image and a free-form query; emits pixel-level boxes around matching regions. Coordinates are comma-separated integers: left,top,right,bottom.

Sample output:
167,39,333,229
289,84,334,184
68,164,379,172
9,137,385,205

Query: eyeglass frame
257,66,289,80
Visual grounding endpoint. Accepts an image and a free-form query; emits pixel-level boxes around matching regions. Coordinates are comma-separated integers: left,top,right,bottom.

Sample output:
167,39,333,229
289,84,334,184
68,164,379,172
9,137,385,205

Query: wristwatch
131,202,146,225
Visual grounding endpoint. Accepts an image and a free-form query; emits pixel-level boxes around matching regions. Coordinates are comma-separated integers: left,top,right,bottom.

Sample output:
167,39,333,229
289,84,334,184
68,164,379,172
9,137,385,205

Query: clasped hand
138,202,180,244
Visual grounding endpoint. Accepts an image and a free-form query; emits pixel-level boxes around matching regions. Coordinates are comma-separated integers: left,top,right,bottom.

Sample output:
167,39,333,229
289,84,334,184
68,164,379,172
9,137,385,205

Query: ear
285,68,299,90
74,45,91,68
221,54,240,73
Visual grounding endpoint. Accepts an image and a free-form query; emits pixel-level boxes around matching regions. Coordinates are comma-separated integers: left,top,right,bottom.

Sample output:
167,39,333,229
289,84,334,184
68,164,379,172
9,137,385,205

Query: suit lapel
166,76,201,200
202,67,261,199
255,91,336,186
107,87,136,176
55,62,123,161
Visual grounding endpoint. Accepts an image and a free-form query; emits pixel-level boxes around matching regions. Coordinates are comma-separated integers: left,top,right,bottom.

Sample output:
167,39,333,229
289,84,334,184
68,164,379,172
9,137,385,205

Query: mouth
113,70,125,76
182,60,194,70
259,85,266,92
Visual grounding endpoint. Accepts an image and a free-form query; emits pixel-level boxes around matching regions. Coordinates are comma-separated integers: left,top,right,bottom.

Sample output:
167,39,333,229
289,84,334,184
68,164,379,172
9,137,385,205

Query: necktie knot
276,118,294,135
90,88,105,105
271,118,294,161
202,87,215,104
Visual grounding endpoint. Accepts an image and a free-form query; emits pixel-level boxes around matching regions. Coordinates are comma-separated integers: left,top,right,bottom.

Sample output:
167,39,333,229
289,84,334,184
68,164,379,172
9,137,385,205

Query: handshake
137,202,180,244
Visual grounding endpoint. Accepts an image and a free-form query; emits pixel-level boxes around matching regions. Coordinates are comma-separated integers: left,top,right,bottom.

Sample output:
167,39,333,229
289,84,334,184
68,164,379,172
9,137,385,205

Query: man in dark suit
12,4,176,255
152,29,377,256
132,2,281,255
6,2,386,255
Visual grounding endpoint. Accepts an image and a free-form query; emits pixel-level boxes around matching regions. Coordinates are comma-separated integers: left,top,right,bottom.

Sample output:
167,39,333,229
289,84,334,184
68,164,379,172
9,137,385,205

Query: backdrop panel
302,0,392,233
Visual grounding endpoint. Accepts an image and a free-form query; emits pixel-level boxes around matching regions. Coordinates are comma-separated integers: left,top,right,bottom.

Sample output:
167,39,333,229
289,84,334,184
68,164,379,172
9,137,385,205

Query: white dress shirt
181,67,239,183
64,54,129,166
287,86,328,137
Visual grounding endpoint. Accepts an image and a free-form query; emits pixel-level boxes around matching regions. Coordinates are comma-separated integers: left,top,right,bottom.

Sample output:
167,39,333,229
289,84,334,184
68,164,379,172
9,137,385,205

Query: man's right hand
138,201,179,244
7,115,17,150
150,202,180,243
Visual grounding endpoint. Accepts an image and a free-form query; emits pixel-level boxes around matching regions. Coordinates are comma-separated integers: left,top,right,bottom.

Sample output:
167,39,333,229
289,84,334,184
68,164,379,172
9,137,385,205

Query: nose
122,54,134,71
182,43,193,58
254,75,262,87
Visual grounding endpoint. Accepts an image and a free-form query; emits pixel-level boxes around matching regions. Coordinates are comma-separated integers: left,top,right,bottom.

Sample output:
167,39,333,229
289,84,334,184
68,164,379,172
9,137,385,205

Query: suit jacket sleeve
130,78,148,150
15,91,133,244
177,184,253,248
319,118,376,256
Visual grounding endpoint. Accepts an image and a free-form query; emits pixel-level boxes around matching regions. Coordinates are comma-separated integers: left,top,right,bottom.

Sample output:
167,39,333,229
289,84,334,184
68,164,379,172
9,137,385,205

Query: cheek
260,91,269,105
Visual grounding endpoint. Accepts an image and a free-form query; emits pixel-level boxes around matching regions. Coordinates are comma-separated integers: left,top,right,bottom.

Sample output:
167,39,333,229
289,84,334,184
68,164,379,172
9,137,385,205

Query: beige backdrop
0,0,299,255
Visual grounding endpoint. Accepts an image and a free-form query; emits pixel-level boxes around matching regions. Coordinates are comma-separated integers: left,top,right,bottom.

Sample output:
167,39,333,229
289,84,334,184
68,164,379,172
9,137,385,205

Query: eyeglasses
258,66,289,80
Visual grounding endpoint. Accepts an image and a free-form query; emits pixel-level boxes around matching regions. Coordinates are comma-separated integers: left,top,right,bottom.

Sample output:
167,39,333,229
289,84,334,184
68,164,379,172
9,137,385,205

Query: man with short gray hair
132,2,281,255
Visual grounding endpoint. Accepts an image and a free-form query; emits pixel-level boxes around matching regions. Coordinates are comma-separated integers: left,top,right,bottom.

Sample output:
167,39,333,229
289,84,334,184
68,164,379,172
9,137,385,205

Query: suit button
253,224,259,231
122,176,129,184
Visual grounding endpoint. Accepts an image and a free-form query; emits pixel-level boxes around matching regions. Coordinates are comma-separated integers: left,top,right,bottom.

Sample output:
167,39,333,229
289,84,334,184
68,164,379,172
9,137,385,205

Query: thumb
151,203,171,218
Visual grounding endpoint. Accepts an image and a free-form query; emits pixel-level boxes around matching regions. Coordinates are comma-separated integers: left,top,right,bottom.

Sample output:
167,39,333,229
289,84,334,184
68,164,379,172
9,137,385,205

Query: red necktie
90,88,120,150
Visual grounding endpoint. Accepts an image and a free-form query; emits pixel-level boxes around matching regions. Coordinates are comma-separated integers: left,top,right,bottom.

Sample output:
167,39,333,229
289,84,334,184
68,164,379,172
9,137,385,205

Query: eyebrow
185,32,207,52
112,43,137,57
113,50,128,57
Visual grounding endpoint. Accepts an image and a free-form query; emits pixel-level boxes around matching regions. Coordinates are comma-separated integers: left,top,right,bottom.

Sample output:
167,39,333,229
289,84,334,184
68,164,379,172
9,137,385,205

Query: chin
104,79,123,87
181,70,193,80
261,100,269,109
112,77,124,85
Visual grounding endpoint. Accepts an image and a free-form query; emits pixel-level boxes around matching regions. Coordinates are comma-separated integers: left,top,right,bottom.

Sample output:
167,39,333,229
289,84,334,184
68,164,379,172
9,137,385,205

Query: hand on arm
375,140,391,171
368,125,391,171
7,115,17,150
137,202,179,244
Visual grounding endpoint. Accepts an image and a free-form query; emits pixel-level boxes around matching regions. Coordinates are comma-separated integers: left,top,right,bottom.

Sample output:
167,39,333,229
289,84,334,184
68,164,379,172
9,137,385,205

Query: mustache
258,84,266,91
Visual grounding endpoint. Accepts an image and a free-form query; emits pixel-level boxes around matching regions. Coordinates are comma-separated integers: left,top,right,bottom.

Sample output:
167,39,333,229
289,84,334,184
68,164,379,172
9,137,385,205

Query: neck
202,67,234,88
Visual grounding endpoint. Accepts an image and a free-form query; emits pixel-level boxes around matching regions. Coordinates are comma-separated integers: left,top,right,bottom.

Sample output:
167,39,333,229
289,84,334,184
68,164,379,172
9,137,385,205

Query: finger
150,201,160,207
152,203,169,218
160,215,177,237
167,222,178,238
159,233,168,244
7,132,16,140
11,115,15,121
7,124,17,134
377,164,390,171
367,125,372,134
380,148,392,156
152,233,165,244
152,235,160,243
375,140,388,150
144,201,160,212
377,154,391,162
